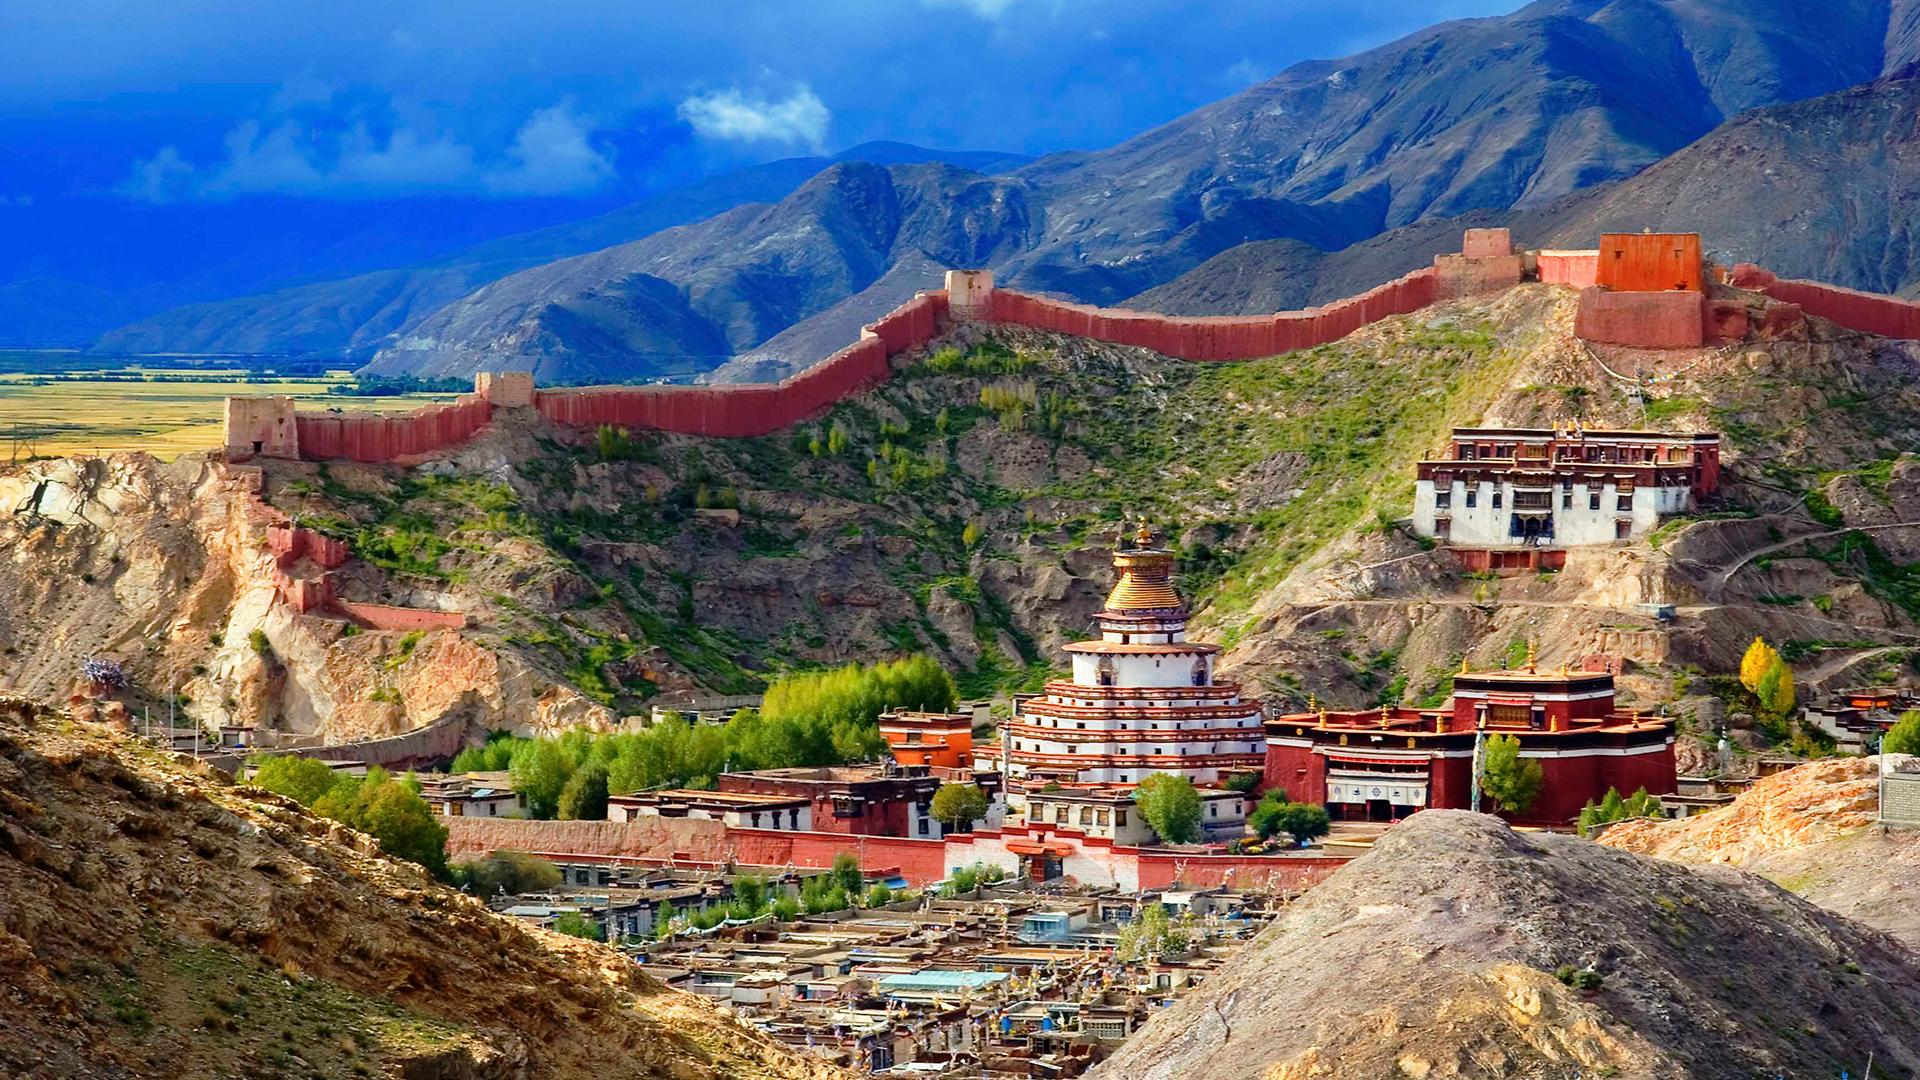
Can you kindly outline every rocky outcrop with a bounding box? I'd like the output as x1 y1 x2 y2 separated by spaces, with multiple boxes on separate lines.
1092 811 1920 1080
0 699 848 1079
1599 756 1920 949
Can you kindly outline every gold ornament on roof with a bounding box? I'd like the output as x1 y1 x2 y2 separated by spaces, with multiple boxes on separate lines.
1459 656 1470 675
1135 520 1156 548
1525 639 1538 673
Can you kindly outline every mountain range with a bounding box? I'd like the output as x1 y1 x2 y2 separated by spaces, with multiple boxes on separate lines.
47 0 1920 380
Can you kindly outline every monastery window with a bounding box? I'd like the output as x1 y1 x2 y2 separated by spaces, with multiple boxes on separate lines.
1080 807 1094 825
1492 490 1503 509
1434 490 1452 510
1488 703 1531 726
1191 659 1209 687
1208 804 1217 818
1465 487 1477 508
1589 492 1601 511
1615 520 1632 540
1116 809 1129 827
1435 518 1451 539
1562 490 1573 509
1076 722 1086 730
1460 444 1476 460
1616 493 1633 512
1097 658 1116 687
1153 748 1164 755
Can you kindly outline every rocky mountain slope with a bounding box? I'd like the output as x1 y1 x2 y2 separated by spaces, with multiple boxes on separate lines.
1602 757 1920 949
1094 811 1920 1080
11 284 1920 749
325 0 1916 381
0 696 847 1079
91 144 1027 363
1143 75 1920 315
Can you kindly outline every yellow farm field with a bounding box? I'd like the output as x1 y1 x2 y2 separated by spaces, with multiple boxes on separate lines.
0 372 461 460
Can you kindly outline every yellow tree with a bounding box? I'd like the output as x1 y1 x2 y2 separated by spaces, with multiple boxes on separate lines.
1739 637 1778 692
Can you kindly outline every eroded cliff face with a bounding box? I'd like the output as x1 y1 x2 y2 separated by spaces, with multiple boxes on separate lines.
0 454 612 748
0 698 849 1080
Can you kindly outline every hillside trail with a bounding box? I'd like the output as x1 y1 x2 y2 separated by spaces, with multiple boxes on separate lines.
1708 519 1920 591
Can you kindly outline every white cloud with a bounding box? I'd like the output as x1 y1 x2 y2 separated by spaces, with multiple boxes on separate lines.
118 97 615 201
485 103 615 195
677 85 829 149
922 0 1022 17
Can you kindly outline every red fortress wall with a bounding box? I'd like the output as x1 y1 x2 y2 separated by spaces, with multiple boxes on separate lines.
264 228 1920 462
1731 265 1920 340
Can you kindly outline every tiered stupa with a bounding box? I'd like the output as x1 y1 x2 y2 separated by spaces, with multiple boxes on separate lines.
1000 524 1266 790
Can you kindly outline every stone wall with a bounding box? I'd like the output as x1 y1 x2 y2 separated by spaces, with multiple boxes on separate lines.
293 395 492 462
977 267 1440 361
304 709 470 771
336 601 467 632
1574 287 1705 349
1734 266 1920 339
1538 250 1600 289
224 396 300 460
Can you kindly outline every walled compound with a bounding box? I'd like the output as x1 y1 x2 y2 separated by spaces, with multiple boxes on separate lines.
223 228 1920 467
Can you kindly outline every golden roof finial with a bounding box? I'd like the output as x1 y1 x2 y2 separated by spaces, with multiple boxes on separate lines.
1134 519 1155 549
1379 704 1390 728
1307 692 1317 712
1317 707 1328 726
1525 639 1538 673
1459 655 1470 675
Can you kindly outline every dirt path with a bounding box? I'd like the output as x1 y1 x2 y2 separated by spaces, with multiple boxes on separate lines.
1709 520 1920 590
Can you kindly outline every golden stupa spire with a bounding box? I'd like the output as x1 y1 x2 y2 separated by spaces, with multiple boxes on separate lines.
1524 639 1538 673
1103 520 1182 613
1459 655 1470 675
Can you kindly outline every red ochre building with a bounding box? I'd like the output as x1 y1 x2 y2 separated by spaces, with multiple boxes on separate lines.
1262 649 1676 826
878 709 975 770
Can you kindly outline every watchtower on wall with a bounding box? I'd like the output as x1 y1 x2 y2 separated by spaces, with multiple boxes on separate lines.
223 396 299 460
475 371 535 408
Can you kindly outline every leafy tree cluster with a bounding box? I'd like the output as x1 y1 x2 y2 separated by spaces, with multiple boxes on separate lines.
938 861 1007 898
448 656 958 819
1248 792 1330 845
1575 787 1666 837
1479 733 1544 816
1882 709 1920 755
551 911 605 941
449 850 562 897
1114 904 1194 963
1133 773 1204 844
930 782 989 833
249 756 448 879
1740 637 1798 719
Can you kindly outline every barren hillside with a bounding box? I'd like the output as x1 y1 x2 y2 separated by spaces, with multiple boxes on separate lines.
1602 757 1920 948
1091 811 1920 1080
0 696 847 1080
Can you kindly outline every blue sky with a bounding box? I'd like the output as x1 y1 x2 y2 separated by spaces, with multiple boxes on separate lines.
0 0 1523 205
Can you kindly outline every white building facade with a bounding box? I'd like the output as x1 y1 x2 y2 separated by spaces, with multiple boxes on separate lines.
1410 427 1720 548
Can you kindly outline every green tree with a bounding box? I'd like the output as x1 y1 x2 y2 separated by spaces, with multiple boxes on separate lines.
250 755 344 807
551 911 605 941
1576 787 1666 837
1883 710 1920 755
557 761 611 821
930 782 989 833
1133 773 1204 844
1248 794 1330 844
1480 734 1544 816
359 778 450 879
771 895 801 921
1115 904 1193 963
653 902 679 940
961 520 981 547
865 882 894 908
731 873 770 915
831 852 864 896
510 739 574 819
451 851 561 897
1755 657 1796 718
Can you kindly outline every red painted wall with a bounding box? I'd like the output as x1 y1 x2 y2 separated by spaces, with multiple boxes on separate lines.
1574 287 1705 349
1761 278 1920 339
336 601 467 631
987 268 1438 361
296 396 492 463
1597 233 1703 293
1538 251 1599 289
1133 852 1346 892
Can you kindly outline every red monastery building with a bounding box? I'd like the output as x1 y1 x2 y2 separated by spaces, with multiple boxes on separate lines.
1262 647 1676 826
